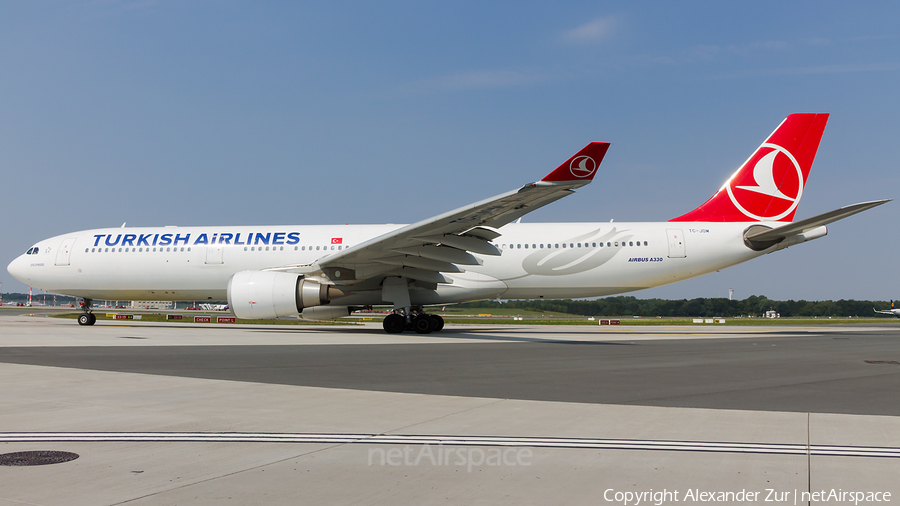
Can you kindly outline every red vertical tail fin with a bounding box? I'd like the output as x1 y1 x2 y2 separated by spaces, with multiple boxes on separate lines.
670 113 829 222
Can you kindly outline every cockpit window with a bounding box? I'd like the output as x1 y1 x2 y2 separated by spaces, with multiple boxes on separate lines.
26 247 38 255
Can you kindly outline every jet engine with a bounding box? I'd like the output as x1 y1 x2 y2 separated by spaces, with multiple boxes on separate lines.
227 270 346 319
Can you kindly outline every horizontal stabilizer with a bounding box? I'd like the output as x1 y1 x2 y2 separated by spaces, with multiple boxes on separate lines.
744 199 890 242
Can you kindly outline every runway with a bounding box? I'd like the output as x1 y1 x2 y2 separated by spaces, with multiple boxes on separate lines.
1 315 898 505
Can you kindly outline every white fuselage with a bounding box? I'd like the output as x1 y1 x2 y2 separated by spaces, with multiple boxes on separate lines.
8 221 766 305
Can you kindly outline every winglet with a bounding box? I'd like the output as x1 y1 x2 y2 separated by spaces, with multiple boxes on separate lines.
540 142 610 184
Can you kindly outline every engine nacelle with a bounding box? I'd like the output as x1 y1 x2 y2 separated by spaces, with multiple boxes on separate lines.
301 306 352 320
227 270 345 319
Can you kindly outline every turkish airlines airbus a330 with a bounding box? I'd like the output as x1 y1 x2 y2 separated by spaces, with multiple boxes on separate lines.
7 114 888 333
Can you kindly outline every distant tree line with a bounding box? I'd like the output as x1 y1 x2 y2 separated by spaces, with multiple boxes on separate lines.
1 293 78 304
459 296 895 318
1 292 893 317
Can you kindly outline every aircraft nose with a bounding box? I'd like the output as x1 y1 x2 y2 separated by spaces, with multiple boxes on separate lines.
7 255 28 284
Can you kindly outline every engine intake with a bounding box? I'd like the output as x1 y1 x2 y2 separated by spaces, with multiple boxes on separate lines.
227 271 346 319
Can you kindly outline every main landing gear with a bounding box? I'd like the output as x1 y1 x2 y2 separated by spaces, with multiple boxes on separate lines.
383 309 444 334
380 277 443 334
77 298 96 326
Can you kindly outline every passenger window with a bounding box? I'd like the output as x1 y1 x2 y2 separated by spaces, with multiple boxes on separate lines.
555 244 559 249
244 247 248 251
539 244 543 249
524 244 529 249
614 242 618 247
599 242 603 248
644 241 648 246
629 242 633 246
562 243 566 248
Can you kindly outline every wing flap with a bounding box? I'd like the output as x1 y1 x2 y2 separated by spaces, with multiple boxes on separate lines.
375 255 466 273
391 245 483 266
412 234 502 256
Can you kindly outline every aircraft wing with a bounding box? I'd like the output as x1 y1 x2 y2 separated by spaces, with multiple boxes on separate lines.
271 142 610 285
744 199 890 243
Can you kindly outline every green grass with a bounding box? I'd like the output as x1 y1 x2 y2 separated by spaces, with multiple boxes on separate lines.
431 315 896 326
49 311 897 327
436 307 584 318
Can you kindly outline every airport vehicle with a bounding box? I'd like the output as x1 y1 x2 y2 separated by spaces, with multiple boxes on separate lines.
874 301 900 317
7 113 888 332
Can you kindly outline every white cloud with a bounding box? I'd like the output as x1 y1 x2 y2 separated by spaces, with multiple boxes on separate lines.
562 16 616 44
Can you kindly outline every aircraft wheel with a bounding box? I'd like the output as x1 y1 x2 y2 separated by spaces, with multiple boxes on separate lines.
431 314 444 332
383 314 405 334
89 313 96 325
78 314 95 326
413 314 434 334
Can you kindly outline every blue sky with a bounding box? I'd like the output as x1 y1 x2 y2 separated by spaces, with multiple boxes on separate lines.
2 1 898 301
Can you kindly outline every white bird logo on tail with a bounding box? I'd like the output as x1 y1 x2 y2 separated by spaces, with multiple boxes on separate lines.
569 155 597 178
735 150 794 201
725 143 804 221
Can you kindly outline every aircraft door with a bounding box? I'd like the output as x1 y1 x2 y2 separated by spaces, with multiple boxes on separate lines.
205 245 224 264
55 237 77 266
666 229 686 258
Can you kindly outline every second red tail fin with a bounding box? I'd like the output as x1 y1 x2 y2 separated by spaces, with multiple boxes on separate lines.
670 113 829 222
